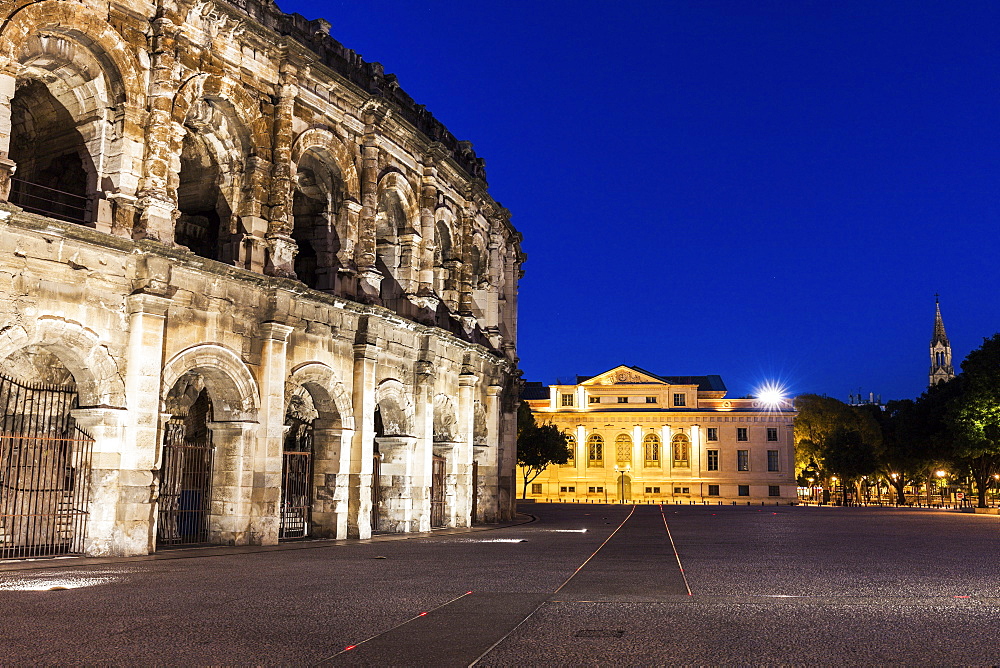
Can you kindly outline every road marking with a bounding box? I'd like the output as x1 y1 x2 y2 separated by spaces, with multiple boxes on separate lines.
660 504 693 596
552 505 636 595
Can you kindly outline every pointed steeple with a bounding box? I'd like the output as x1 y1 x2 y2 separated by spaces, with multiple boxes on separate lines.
929 295 954 387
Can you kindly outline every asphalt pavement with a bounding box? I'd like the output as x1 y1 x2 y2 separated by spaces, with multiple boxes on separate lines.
3 503 1000 665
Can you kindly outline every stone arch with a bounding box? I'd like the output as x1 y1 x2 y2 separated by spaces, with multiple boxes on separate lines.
285 362 354 430
160 344 259 422
469 231 488 289
374 379 414 436
376 172 419 239
433 394 458 443
290 128 360 200
168 75 258 262
0 2 146 221
433 205 459 303
0 318 125 408
288 129 361 290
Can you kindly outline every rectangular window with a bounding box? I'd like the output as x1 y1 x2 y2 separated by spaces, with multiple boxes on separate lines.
767 450 779 472
560 486 568 493
618 396 629 404
707 449 719 471
568 486 575 492
682 487 690 494
674 487 682 494
589 396 600 404
561 393 574 407
673 393 686 407
588 486 596 493
708 484 720 496
737 427 748 441
707 427 718 442
596 486 603 493
645 486 653 493
646 396 657 403
653 487 660 493
767 427 778 442
737 449 749 471
738 485 750 496
769 485 780 497
531 483 542 494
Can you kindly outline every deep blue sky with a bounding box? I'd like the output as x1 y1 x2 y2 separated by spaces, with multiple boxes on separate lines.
279 0 999 401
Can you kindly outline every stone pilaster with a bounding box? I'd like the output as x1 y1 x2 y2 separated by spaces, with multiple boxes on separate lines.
251 322 295 545
312 423 354 538
207 420 258 545
348 324 379 538
473 383 504 523
266 59 299 278
0 68 16 200
453 366 478 527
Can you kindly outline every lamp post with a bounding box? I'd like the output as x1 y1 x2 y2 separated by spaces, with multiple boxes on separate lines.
890 472 899 506
802 459 819 505
936 470 947 506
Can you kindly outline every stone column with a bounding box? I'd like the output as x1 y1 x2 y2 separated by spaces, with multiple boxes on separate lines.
311 423 353 538
70 408 132 556
206 421 258 545
690 424 702 478
474 384 504 523
378 436 418 532
348 327 379 538
266 61 299 279
412 347 436 532
124 291 172 554
251 322 294 545
356 105 384 302
454 367 478 527
0 68 17 200
136 17 181 243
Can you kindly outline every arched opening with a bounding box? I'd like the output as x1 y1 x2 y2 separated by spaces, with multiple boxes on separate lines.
158 379 214 547
292 150 346 290
644 433 661 467
615 433 632 466
9 79 94 224
0 347 93 558
175 130 232 262
376 189 409 306
280 393 315 540
372 405 384 532
372 383 416 533
672 434 690 468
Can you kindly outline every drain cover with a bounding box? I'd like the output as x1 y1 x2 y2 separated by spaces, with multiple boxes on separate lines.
575 629 625 638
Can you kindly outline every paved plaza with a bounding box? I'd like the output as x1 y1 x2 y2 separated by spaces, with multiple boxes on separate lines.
3 503 1000 665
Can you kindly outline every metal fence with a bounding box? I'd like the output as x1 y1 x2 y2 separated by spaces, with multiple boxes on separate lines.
0 372 93 559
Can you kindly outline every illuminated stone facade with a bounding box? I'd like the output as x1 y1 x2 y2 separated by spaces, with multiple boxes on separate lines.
521 366 796 504
0 0 522 557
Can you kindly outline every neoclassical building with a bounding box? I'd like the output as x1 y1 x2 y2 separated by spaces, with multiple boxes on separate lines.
521 366 797 503
0 0 523 558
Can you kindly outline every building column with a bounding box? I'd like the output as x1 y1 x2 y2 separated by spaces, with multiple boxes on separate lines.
0 68 17 200
473 384 503 523
348 328 379 538
311 423 354 538
690 424 702 478
266 61 299 278
356 105 384 302
206 421 258 545
453 368 478 527
70 408 132 557
251 322 295 545
124 291 172 554
412 347 435 531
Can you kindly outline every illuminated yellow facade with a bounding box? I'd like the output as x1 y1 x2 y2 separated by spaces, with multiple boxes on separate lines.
521 366 797 503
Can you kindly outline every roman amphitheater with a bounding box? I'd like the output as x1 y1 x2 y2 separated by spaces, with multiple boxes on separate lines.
0 0 523 557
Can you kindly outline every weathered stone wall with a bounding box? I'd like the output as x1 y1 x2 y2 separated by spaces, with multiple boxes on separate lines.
0 0 522 557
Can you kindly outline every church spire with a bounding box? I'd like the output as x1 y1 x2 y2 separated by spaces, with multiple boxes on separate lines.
929 294 954 387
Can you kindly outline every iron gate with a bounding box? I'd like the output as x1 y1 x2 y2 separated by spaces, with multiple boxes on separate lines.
371 452 381 532
279 418 313 540
431 455 446 528
157 418 213 546
0 372 93 559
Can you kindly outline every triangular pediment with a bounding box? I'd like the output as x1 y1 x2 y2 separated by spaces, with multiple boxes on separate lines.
580 365 666 386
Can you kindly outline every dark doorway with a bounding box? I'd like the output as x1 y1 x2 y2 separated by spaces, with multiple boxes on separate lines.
157 390 214 547
279 400 314 540
431 455 446 528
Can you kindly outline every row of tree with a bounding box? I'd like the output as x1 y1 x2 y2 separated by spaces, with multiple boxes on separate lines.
796 333 1000 507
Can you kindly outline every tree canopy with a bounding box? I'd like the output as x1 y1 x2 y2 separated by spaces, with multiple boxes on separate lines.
517 402 571 499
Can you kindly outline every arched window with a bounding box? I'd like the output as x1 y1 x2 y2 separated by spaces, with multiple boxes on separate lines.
644 433 661 466
672 434 690 467
587 434 604 467
563 433 576 467
615 434 632 465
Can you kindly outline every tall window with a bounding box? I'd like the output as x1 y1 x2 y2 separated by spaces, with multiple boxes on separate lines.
737 449 749 471
672 434 690 467
708 484 720 496
618 396 628 404
561 393 574 407
615 434 632 465
767 449 779 472
766 427 778 441
707 449 719 471
707 427 718 442
564 434 577 467
587 434 604 467
673 393 686 407
643 434 660 466
737 427 748 441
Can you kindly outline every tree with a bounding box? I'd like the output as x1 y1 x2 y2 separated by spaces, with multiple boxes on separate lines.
793 394 881 476
948 334 1000 507
517 402 570 499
